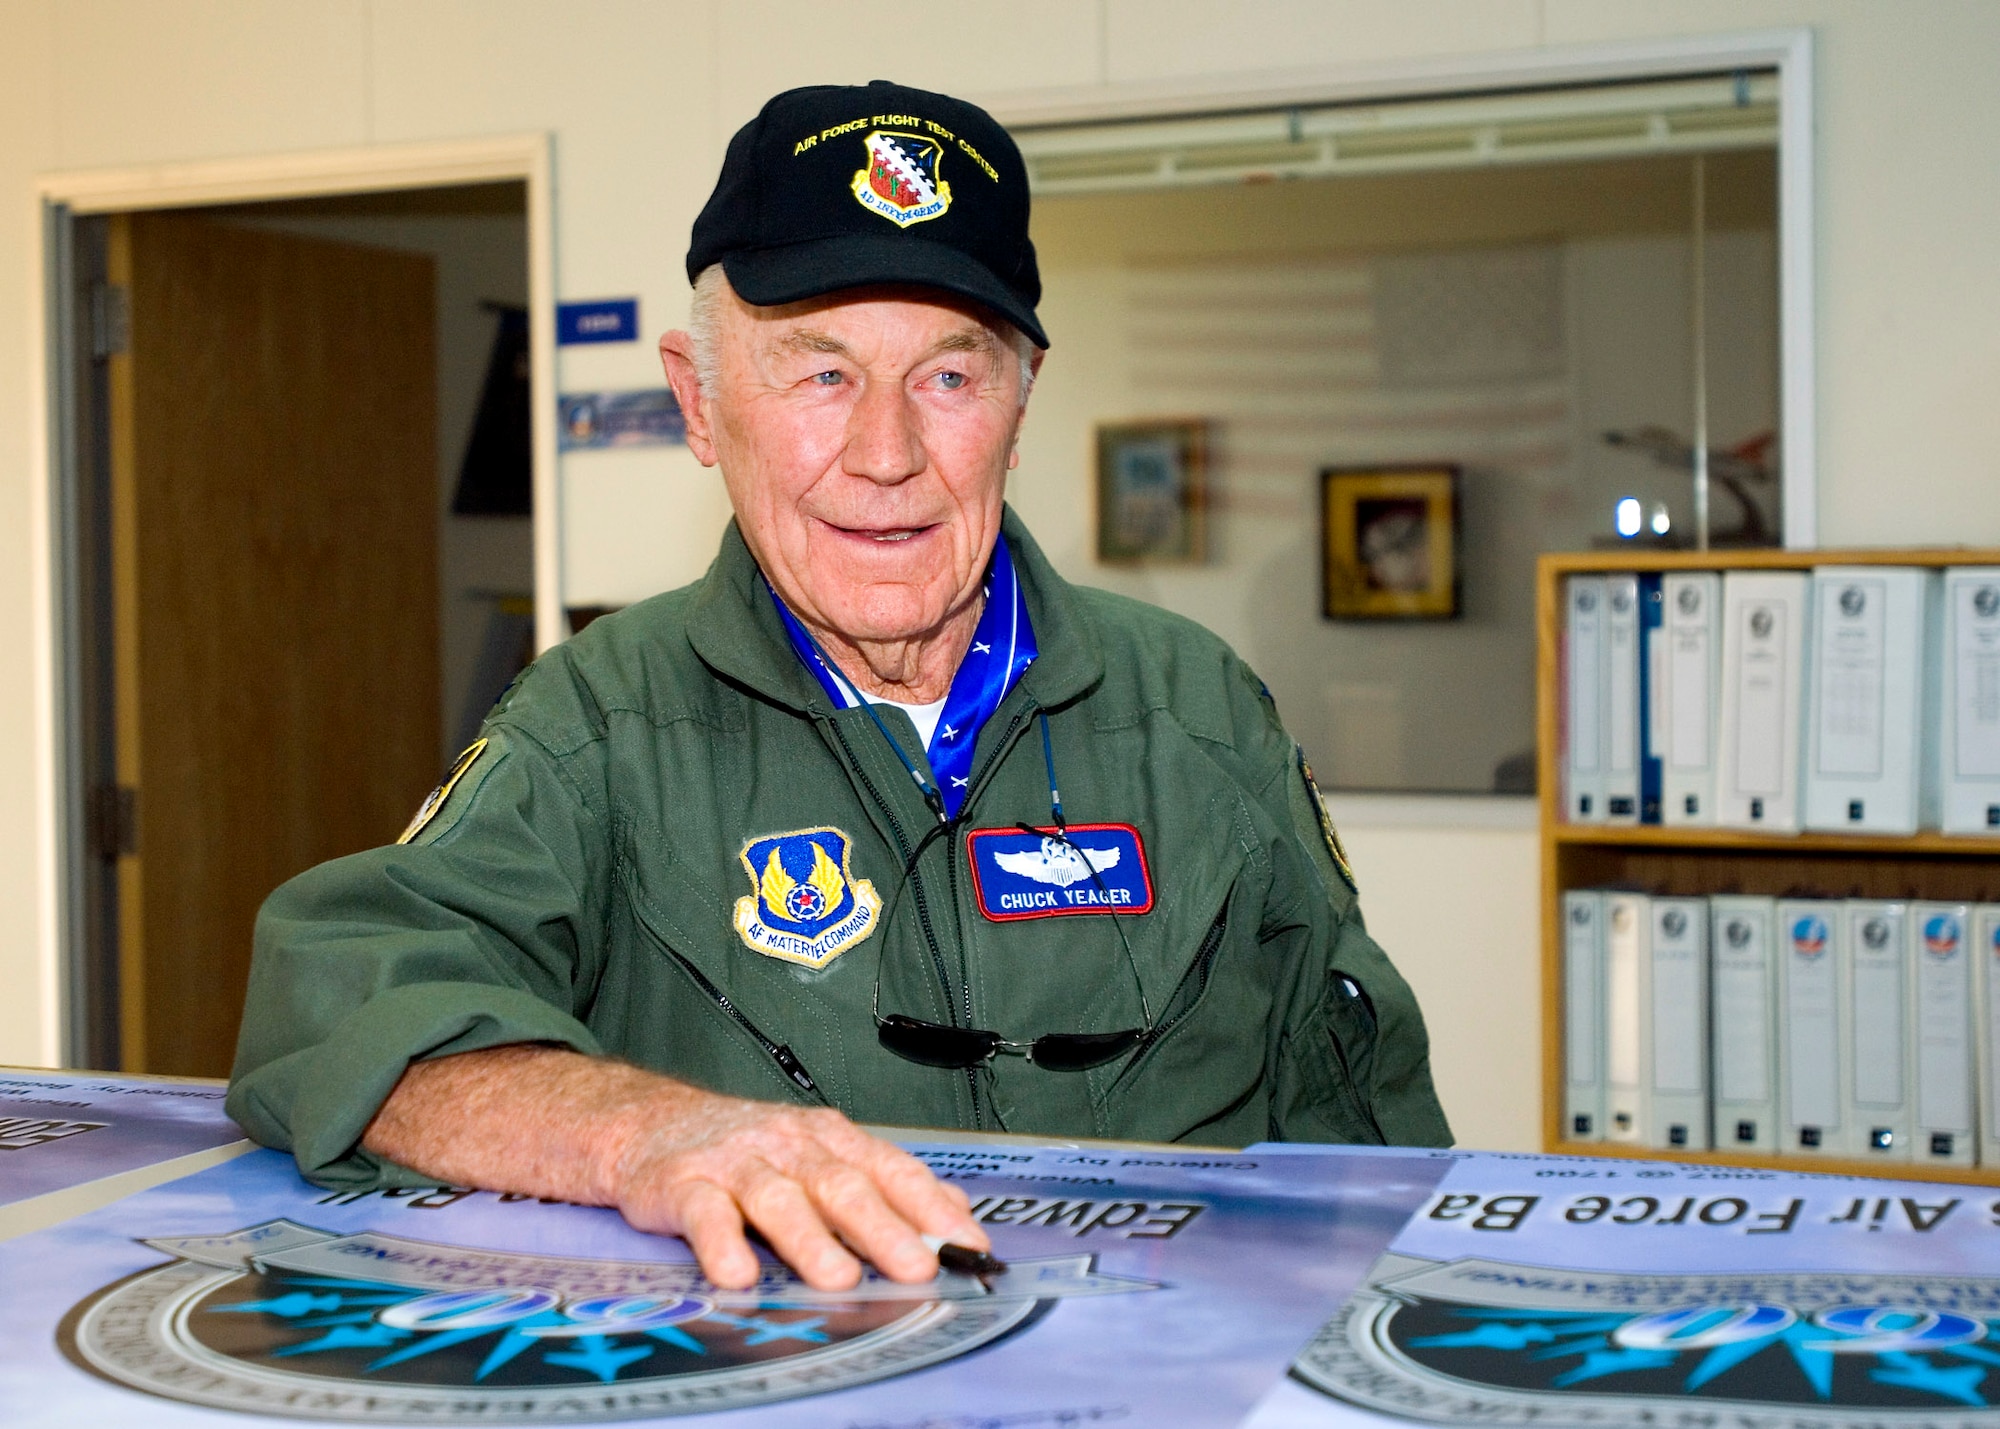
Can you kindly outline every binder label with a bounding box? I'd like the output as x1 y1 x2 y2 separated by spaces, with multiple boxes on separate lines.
1954 579 2000 778
1814 578 1888 777
1784 912 1839 1130
1733 601 1790 796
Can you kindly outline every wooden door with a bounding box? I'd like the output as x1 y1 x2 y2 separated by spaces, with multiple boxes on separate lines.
108 211 440 1077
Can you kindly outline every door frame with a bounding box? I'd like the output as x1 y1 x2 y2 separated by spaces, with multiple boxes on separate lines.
28 135 558 1068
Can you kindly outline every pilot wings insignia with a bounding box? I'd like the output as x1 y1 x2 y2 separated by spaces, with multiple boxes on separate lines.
966 824 1154 922
992 838 1121 888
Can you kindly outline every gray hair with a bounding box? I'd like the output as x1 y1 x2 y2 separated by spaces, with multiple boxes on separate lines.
686 263 1037 404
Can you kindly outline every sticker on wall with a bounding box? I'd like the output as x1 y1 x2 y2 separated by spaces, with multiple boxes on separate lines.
556 298 639 345
557 389 685 450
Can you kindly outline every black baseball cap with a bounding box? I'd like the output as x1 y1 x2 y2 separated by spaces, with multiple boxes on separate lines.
687 80 1047 349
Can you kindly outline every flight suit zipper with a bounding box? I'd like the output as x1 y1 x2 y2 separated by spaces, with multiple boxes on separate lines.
824 716 983 1127
656 942 829 1106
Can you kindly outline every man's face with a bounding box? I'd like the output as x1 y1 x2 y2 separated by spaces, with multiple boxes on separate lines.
664 282 1035 648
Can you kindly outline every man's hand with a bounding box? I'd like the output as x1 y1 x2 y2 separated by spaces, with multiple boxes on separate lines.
361 1045 989 1290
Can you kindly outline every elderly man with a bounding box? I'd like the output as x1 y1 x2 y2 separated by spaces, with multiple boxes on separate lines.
229 80 1449 1297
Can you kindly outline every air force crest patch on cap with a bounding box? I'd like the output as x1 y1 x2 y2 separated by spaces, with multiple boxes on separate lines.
733 827 881 969
966 824 1153 921
852 130 951 227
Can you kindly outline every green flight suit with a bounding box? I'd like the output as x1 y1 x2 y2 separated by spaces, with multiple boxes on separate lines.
228 509 1451 1187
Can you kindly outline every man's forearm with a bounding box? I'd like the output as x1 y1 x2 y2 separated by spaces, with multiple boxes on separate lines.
360 1043 665 1205
358 1043 987 1291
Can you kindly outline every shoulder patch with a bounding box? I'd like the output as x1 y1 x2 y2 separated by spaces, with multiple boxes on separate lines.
1297 748 1358 894
397 738 489 845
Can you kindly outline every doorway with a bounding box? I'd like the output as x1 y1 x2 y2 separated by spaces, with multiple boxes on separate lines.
55 180 536 1078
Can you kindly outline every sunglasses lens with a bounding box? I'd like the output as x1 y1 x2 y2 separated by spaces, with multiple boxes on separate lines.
877 1014 1004 1069
1028 1027 1146 1071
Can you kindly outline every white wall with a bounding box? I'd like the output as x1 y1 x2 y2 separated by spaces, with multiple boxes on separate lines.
5 2 1999 1156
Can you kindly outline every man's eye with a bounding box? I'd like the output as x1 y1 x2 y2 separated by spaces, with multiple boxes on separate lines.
934 370 967 390
810 370 844 386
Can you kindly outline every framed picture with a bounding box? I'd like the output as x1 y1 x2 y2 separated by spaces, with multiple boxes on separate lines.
1095 420 1207 564
1321 465 1460 620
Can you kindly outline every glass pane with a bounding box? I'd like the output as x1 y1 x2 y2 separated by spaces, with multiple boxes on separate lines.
1018 148 1779 793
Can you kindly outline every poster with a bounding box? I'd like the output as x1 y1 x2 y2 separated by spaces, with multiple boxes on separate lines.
0 1069 243 1207
0 1141 1446 1426
1244 1151 2000 1428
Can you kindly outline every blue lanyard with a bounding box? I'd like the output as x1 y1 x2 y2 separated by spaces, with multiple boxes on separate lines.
769 535 1038 820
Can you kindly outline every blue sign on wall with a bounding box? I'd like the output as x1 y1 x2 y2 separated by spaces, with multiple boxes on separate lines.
556 298 639 345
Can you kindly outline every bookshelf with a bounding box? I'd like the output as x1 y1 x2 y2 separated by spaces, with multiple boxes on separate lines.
1535 546 2000 1183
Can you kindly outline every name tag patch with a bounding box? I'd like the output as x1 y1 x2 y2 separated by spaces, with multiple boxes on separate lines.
967 824 1153 921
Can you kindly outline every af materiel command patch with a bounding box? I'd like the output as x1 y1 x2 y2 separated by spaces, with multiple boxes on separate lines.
1297 748 1358 894
732 827 881 969
396 738 488 845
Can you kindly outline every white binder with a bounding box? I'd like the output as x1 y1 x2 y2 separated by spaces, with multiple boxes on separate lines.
1709 894 1778 1152
1910 901 1976 1168
1603 893 1647 1145
1718 572 1810 831
1603 573 1642 824
1803 567 1939 834
1561 890 1606 1142
1604 892 1710 1152
1940 568 2000 834
1776 898 1845 1155
1661 572 1722 826
1976 904 2000 1166
1648 896 1710 1150
1843 900 1913 1160
1564 576 1608 823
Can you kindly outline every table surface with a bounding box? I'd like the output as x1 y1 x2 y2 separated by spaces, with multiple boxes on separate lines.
5 1067 2000 1428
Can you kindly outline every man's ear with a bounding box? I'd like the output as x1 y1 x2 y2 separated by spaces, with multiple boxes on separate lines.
658 331 720 467
1007 346 1047 471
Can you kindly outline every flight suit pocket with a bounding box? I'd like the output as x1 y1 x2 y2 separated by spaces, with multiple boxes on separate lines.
1321 974 1387 1145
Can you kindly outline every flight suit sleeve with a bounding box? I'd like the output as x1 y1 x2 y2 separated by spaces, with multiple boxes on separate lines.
1271 751 1453 1148
226 725 611 1189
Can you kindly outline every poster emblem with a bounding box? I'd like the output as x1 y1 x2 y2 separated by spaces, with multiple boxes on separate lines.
852 130 952 227
61 1221 1154 1422
732 826 881 969
1295 1253 2000 1424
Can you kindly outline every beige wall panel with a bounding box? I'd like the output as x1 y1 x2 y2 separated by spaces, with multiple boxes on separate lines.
50 0 369 166
712 0 1105 128
1333 821 1541 1152
1104 0 1544 82
369 0 714 358
559 448 735 609
0 0 60 1066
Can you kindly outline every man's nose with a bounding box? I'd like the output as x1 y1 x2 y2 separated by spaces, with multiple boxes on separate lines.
842 378 926 485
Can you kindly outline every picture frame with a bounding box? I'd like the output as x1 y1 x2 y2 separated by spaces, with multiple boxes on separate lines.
1095 420 1208 564
1321 465 1460 620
